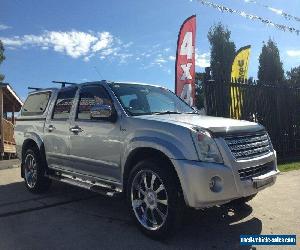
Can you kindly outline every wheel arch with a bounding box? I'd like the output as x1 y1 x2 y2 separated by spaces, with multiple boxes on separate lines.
21 137 47 178
123 147 183 194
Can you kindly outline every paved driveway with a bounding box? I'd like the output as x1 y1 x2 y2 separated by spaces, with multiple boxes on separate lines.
0 165 299 250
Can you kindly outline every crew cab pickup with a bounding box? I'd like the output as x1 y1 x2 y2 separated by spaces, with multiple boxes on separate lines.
15 81 279 238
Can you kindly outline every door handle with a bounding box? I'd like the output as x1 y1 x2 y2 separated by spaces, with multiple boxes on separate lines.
70 126 83 134
48 125 55 132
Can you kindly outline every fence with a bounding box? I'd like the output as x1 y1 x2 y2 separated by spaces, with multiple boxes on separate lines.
203 80 300 160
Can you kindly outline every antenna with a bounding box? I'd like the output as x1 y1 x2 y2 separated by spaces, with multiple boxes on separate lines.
93 66 104 80
52 81 77 88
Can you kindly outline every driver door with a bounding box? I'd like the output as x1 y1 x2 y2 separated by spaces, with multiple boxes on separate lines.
69 84 121 183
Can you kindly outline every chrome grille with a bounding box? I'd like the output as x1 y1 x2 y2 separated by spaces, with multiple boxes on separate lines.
238 162 274 180
225 132 272 160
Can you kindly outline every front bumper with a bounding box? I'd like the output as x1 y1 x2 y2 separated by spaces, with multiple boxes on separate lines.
171 152 279 208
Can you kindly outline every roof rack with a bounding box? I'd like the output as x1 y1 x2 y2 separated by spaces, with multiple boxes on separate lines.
28 87 43 91
52 81 77 88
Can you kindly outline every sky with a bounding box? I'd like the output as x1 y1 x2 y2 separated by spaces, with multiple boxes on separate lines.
1 0 300 101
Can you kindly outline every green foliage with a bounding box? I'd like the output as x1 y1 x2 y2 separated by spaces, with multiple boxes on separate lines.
207 23 236 82
278 161 300 172
0 40 5 82
286 66 300 85
258 38 284 84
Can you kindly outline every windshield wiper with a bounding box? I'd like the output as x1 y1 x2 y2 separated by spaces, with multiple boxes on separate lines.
153 111 182 115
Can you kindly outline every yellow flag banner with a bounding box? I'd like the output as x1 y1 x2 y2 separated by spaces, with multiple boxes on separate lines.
231 45 251 81
230 45 251 119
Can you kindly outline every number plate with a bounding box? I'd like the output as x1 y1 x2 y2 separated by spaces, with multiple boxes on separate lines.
253 177 274 189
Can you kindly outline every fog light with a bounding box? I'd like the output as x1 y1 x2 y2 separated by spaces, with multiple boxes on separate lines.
209 176 223 193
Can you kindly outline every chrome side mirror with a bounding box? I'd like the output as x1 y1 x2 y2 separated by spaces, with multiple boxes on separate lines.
90 104 116 121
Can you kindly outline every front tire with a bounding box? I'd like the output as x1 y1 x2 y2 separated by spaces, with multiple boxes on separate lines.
127 159 184 239
23 148 51 193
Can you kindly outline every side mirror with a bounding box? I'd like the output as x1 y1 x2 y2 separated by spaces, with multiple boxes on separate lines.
90 104 117 122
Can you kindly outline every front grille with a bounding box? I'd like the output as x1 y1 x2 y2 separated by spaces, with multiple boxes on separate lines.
238 162 274 180
225 132 272 160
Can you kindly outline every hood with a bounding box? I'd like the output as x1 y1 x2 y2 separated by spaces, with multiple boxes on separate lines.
136 114 264 137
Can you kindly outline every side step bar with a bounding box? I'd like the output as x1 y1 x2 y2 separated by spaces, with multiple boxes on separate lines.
48 172 122 197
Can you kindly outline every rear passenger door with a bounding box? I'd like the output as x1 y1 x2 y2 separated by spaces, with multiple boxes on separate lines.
43 87 77 170
69 84 121 182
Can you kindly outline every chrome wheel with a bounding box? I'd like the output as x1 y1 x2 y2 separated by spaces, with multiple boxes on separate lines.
131 170 168 231
24 153 38 189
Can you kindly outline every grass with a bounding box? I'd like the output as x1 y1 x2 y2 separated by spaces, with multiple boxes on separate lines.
278 161 300 172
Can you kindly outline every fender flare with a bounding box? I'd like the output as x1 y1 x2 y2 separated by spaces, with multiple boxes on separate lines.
124 136 185 164
23 132 44 150
121 135 186 183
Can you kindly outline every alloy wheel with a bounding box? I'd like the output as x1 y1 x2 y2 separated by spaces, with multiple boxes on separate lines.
131 170 168 231
24 153 38 188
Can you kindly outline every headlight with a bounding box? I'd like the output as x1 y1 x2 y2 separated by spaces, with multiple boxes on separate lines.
192 129 223 163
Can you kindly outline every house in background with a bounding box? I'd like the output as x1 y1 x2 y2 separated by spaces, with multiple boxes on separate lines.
0 83 23 159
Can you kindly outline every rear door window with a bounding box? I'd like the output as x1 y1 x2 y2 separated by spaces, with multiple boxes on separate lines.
52 87 77 120
21 92 51 116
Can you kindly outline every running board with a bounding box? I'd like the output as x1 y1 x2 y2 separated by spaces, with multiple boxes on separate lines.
47 172 122 197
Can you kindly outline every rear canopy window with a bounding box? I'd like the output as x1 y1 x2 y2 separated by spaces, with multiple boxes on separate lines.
21 92 51 116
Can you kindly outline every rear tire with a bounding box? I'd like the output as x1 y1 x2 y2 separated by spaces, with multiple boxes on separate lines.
127 159 184 240
23 148 51 193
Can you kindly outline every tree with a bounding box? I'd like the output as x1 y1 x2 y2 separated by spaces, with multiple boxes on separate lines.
286 66 300 85
0 40 5 82
258 38 284 84
207 23 236 82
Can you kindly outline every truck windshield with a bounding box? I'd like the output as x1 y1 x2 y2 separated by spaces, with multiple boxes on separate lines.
109 83 195 116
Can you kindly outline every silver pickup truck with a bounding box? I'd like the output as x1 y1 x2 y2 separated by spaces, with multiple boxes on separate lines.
15 81 279 238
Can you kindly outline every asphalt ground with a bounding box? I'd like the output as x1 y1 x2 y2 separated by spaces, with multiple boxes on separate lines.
0 161 299 250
